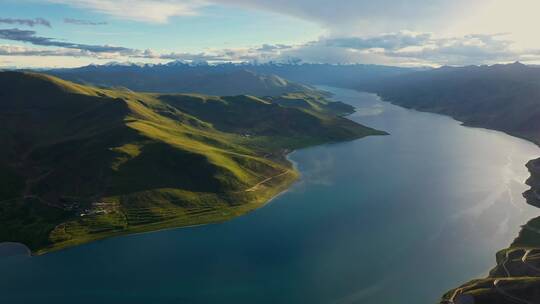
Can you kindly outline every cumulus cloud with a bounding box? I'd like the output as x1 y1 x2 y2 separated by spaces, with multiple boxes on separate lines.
135 32 514 66
2 0 535 67
0 17 51 28
142 48 265 62
44 0 490 33
382 33 525 65
212 0 480 34
64 18 107 25
2 28 537 66
313 33 538 65
0 28 137 54
243 32 536 66
0 44 90 57
256 44 292 52
322 32 432 51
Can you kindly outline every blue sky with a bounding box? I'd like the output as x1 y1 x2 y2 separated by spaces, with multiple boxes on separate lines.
2 0 540 67
1 1 322 51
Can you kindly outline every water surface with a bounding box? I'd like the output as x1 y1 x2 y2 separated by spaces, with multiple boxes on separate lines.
2 87 539 304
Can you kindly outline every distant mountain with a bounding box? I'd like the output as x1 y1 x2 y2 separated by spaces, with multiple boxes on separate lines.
0 71 383 254
371 62 540 205
46 62 412 95
249 63 415 88
371 62 540 143
368 62 540 303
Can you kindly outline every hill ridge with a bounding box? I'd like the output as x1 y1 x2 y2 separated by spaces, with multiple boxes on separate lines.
0 71 383 254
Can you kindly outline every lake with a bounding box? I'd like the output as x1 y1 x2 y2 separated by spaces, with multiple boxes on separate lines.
1 87 539 304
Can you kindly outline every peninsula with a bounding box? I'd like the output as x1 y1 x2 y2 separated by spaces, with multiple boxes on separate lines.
0 71 384 255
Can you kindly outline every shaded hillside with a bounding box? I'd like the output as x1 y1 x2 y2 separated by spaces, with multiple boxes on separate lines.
46 62 412 95
0 72 383 254
47 64 325 97
267 92 356 116
247 62 414 88
371 62 540 143
370 62 540 206
367 62 540 303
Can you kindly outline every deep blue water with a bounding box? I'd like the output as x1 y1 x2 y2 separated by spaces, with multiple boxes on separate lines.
2 87 540 304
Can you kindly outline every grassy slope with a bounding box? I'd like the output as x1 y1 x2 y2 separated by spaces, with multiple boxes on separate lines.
0 71 382 254
440 217 540 304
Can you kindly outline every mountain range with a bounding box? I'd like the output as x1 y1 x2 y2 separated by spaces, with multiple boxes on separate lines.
46 62 411 95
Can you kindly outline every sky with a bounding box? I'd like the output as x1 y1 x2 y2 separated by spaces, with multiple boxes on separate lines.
2 0 540 68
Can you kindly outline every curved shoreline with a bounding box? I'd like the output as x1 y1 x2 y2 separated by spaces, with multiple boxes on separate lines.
15 131 378 256
367 92 540 303
3 86 538 303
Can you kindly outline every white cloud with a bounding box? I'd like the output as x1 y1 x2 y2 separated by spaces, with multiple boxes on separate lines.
143 32 540 66
44 0 485 33
5 31 540 67
0 44 139 59
385 34 521 66
321 32 432 51
40 0 540 50
210 0 483 35
269 32 533 66
47 0 207 23
448 0 540 49
11 1 540 66
0 44 85 56
0 28 139 54
0 17 51 28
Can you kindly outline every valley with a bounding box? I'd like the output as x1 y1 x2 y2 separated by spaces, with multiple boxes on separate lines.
3 1 540 303
2 87 537 304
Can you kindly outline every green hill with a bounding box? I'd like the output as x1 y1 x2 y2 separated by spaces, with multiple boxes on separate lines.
0 71 383 254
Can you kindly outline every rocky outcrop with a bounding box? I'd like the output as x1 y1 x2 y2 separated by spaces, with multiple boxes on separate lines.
440 219 540 303
440 159 540 303
524 158 540 208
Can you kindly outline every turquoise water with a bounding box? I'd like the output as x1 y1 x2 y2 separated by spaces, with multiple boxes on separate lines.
2 87 540 304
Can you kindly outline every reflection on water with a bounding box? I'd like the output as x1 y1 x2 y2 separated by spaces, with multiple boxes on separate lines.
1 87 539 304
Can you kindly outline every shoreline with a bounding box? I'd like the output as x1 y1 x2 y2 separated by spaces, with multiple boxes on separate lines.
23 96 380 256
372 93 540 197
21 131 376 256
367 91 540 303
91 165 300 248
29 172 299 256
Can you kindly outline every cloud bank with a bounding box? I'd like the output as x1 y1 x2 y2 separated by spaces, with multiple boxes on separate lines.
0 28 136 55
0 18 51 28
1 29 537 66
4 0 540 66
43 0 481 33
64 18 107 25
47 0 206 23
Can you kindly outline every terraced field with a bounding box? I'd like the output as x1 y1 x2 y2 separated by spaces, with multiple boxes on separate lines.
441 217 540 303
